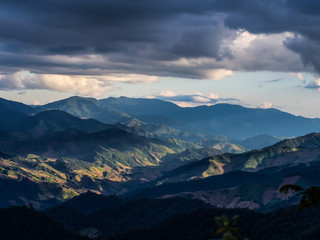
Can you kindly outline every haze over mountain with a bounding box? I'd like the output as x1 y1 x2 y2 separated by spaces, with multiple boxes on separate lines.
33 95 320 139
101 96 320 138
0 95 315 141
0 96 286 153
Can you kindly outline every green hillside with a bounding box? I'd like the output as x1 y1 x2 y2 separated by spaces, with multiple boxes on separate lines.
0 128 220 208
158 132 320 182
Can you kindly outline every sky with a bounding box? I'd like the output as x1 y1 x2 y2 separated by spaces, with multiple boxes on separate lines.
0 0 320 117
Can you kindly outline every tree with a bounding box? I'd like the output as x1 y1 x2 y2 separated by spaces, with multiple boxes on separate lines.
280 184 320 211
214 215 248 240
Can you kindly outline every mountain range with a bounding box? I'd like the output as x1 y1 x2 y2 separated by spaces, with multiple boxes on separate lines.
4 95 318 139
101 96 320 138
1 95 320 239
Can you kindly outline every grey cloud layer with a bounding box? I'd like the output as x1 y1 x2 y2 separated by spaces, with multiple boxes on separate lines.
0 0 320 91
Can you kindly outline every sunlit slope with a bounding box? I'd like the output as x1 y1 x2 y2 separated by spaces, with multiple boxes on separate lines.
158 132 320 182
0 129 211 207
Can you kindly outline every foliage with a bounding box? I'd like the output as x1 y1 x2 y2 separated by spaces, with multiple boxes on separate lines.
105 205 320 240
46 196 211 237
0 127 208 208
2 190 320 240
215 215 241 240
280 184 320 211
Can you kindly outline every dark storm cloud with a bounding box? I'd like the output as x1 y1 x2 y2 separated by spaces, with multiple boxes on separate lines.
285 36 320 73
0 0 320 90
221 0 320 73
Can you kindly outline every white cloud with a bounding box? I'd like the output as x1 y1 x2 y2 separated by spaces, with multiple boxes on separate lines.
209 93 219 99
203 69 233 80
226 31 303 72
289 72 305 83
153 91 239 107
259 102 273 109
32 100 41 105
98 74 158 84
0 70 158 97
158 90 177 97
231 30 257 49
192 96 211 103
305 78 320 92
194 91 204 96
173 101 195 108
0 71 114 97
296 73 304 81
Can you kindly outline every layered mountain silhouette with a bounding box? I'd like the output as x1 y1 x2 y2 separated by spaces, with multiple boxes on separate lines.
100 96 320 138
0 98 113 141
1 96 320 221
3 96 320 140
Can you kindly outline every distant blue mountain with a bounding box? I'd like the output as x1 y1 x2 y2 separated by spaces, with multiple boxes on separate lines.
101 97 320 138
40 96 132 124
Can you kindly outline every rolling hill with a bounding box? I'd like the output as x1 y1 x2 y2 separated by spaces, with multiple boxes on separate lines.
121 133 320 212
126 161 320 212
0 127 223 208
153 132 320 183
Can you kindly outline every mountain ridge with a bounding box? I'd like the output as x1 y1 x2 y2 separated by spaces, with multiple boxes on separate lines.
152 132 320 183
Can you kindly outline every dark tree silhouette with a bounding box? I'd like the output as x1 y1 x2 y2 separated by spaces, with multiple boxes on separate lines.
280 184 320 211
